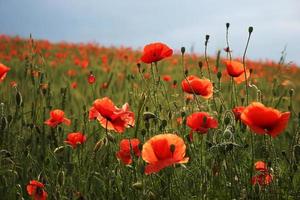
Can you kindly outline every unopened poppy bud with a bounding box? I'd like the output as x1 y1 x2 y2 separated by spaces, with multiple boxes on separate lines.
132 181 143 190
181 47 186 55
217 71 222 80
248 26 253 34
226 22 230 29
249 68 253 74
198 61 203 69
1 116 7 130
93 139 104 153
184 69 188 76
173 80 177 85
294 145 300 162
224 117 230 125
170 144 176 154
57 170 65 186
16 91 23 106
205 35 210 41
289 89 294 96
137 62 141 70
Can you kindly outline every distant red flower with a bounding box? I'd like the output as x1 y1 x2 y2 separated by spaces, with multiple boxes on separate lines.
116 138 141 165
101 82 108 89
88 72 96 84
81 59 89 69
141 42 173 64
26 180 47 200
232 106 245 121
71 82 77 89
142 133 189 174
181 75 213 99
241 102 290 137
89 97 135 133
0 62 10 82
44 109 71 128
162 75 172 82
187 112 218 140
65 132 86 148
144 72 151 80
66 69 77 77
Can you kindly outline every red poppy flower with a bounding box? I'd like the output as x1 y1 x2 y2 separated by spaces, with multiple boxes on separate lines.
116 138 141 165
181 75 213 99
26 180 48 200
10 81 17 87
251 161 272 186
0 62 10 82
89 97 135 133
241 102 290 137
141 42 173 64
44 109 71 128
224 60 245 77
71 82 77 89
65 132 86 148
162 75 172 82
232 106 245 121
142 133 189 174
186 112 218 141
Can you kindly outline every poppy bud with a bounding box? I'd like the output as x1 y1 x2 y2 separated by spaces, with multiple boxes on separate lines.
205 35 210 41
226 22 230 29
198 61 203 69
294 145 300 162
16 91 23 106
93 139 105 153
181 47 186 55
184 69 188 76
250 68 253 74
217 71 222 80
224 117 231 125
161 119 167 127
248 26 253 34
1 116 7 130
137 63 141 71
57 170 65 186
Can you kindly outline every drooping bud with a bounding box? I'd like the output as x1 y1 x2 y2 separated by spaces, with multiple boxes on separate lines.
248 26 254 34
226 22 230 29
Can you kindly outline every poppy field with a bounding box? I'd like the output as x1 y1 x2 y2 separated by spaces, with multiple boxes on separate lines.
1 25 300 199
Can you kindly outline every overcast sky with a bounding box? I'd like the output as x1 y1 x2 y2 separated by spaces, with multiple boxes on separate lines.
1 0 299 64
